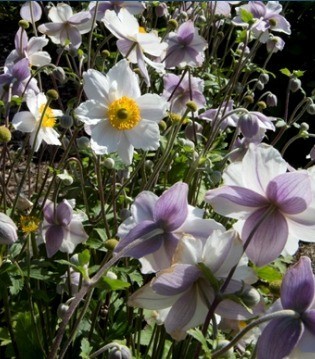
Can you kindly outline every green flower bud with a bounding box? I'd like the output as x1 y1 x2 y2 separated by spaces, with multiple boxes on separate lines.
256 80 264 91
108 344 132 359
259 73 270 84
289 78 302 93
76 136 90 150
101 50 111 59
158 120 167 131
46 89 59 100
19 19 29 29
167 19 178 30
0 125 12 143
57 303 69 319
257 101 267 110
186 101 198 112
104 239 119 251
244 95 254 104
307 103 315 115
104 157 115 169
241 287 261 307
59 115 73 129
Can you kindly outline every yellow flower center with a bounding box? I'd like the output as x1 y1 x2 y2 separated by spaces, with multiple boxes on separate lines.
138 26 147 33
20 215 40 234
108 96 141 131
38 104 56 128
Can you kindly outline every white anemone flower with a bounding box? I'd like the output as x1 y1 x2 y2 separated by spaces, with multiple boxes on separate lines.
12 90 62 152
102 8 166 86
75 59 168 165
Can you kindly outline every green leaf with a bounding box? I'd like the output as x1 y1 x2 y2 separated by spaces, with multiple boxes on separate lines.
293 70 305 78
78 249 90 267
188 328 212 358
9 276 24 296
97 276 130 291
240 8 254 23
80 338 92 359
280 68 292 77
253 265 282 282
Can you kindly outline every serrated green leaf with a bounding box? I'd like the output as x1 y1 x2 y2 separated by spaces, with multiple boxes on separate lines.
253 265 282 282
78 249 90 266
80 338 92 359
240 8 254 23
293 70 305 78
9 276 24 295
188 328 212 358
280 68 292 77
97 276 130 291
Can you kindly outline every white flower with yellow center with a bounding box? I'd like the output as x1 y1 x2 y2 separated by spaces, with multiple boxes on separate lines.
74 59 168 164
12 90 62 152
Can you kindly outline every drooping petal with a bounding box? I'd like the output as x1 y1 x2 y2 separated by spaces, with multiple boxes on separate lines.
242 207 288 267
267 172 312 214
152 264 201 296
20 1 42 22
257 317 303 359
131 191 158 223
45 225 64 257
56 201 72 226
154 182 188 231
60 221 88 254
43 200 54 224
303 310 315 336
205 185 268 219
281 257 315 312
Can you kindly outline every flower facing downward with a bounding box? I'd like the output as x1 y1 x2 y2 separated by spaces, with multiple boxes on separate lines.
0 213 18 245
41 200 88 258
205 144 315 267
75 59 168 165
12 90 62 152
257 257 315 359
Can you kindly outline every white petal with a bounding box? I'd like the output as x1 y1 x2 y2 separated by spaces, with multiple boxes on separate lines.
103 8 138 40
90 120 121 154
138 94 168 123
27 36 48 54
75 99 107 124
117 136 134 165
83 69 110 103
59 221 88 254
40 127 61 146
12 111 35 132
125 120 160 150
29 52 51 67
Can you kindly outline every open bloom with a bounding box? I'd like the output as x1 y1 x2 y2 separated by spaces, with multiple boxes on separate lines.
116 182 223 273
129 230 261 340
232 1 291 43
75 59 168 164
205 144 315 266
12 90 62 152
103 8 166 85
38 3 93 49
5 27 51 67
88 1 145 21
0 213 18 245
163 20 207 69
41 199 88 257
257 257 315 359
162 73 206 115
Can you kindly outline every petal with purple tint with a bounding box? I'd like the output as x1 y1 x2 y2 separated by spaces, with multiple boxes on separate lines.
205 185 268 219
257 317 303 359
303 310 315 336
281 257 315 312
177 21 195 44
114 220 163 258
132 191 157 222
154 182 188 231
12 58 30 81
267 172 311 214
56 201 72 226
45 225 64 258
43 200 55 224
164 43 185 68
20 1 42 22
242 207 288 267
14 28 28 54
152 264 201 296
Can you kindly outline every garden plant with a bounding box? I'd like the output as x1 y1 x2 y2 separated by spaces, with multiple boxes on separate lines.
1 1 315 358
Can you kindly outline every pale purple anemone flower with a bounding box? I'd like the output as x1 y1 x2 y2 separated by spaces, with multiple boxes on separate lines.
128 230 262 340
5 27 51 68
266 34 285 53
0 58 39 101
162 73 206 115
38 3 93 49
42 200 88 258
0 213 18 245
199 100 237 130
232 1 291 43
116 182 223 273
163 20 207 69
208 1 240 17
20 1 42 22
88 1 145 21
205 144 315 267
257 257 315 359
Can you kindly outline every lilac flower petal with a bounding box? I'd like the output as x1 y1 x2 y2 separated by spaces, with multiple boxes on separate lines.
45 225 64 258
56 201 72 226
152 264 201 296
205 186 268 218
164 45 185 68
281 257 315 312
177 21 195 44
12 58 30 81
14 28 28 54
154 182 188 231
20 1 42 22
114 220 163 258
303 310 315 336
257 317 303 359
267 172 312 214
132 191 157 222
43 200 55 224
242 207 288 266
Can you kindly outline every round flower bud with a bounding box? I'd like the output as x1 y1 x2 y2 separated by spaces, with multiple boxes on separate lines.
269 280 281 295
266 93 278 107
101 50 111 59
169 113 182 123
0 125 12 143
244 95 254 104
106 271 118 280
53 66 66 83
257 101 267 110
108 344 132 359
46 89 59 100
144 160 154 172
76 136 90 150
289 78 302 93
168 19 178 30
300 122 309 132
259 73 269 84
0 213 18 245
186 101 198 112
104 239 119 251
215 340 234 358
307 103 315 115
241 287 261 307
18 19 29 29
158 120 167 131
57 303 69 319
59 115 73 129
256 80 264 91
104 158 115 170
